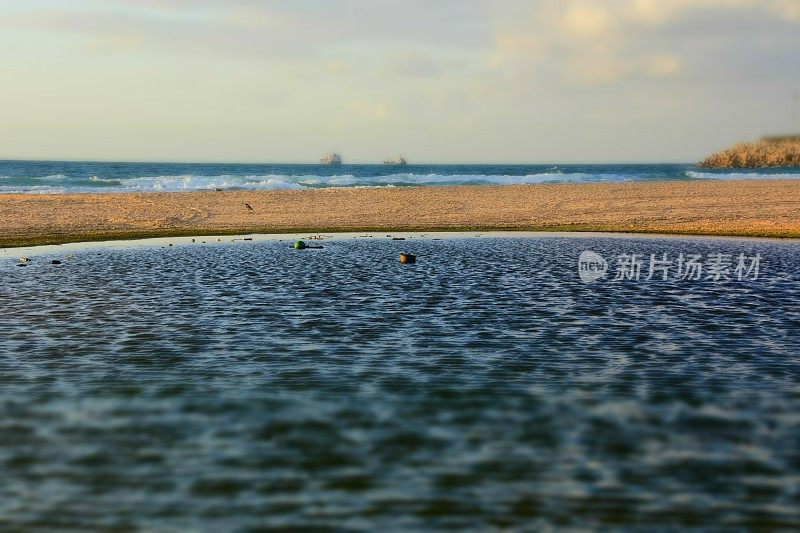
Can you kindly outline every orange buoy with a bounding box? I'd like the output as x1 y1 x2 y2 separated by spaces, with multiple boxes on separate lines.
399 253 416 264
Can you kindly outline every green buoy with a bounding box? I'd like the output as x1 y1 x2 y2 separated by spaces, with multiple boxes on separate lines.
293 240 307 250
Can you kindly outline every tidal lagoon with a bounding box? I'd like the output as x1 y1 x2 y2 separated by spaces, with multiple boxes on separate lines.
2 235 799 529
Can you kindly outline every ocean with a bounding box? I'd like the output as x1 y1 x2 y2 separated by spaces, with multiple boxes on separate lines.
2 235 799 529
1 161 799 193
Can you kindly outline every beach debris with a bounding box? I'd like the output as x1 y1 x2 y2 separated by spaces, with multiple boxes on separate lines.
245 203 253 211
399 253 417 264
19 257 30 263
168 243 173 247
16 263 27 267
244 238 253 241
214 188 223 192
392 237 406 241
51 260 61 265
293 240 323 250
191 239 196 243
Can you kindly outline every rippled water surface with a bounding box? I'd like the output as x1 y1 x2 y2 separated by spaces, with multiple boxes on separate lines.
1 236 799 530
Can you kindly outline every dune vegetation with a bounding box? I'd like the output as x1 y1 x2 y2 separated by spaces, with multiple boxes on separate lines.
699 136 800 168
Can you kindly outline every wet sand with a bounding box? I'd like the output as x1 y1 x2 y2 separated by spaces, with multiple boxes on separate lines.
2 180 800 247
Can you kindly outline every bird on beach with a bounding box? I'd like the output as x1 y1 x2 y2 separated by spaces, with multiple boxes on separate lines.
245 203 253 211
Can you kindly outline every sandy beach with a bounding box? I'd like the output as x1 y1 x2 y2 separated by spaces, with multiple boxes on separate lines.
2 179 800 247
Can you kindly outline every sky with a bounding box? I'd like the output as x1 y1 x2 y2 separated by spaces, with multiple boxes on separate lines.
1 0 799 163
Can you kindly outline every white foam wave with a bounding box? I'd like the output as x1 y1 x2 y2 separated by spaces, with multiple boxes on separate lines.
0 171 640 193
294 172 629 186
383 172 627 184
0 174 68 182
119 174 306 192
0 185 68 194
686 170 800 181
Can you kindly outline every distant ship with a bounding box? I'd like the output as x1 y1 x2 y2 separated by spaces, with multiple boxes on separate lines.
320 152 343 165
383 155 408 165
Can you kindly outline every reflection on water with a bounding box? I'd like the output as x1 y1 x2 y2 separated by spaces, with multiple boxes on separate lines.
1 237 799 529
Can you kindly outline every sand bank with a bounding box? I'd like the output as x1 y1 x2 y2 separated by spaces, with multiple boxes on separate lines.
2 180 800 248
5 230 797 262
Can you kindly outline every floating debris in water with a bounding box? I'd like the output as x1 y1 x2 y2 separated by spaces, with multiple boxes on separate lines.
399 253 416 264
294 240 323 249
19 257 29 263
51 260 61 265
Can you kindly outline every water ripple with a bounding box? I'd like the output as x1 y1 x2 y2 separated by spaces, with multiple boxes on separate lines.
1 236 799 529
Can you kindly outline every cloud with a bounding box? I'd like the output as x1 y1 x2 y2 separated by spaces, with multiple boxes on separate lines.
487 0 799 86
1 0 798 163
645 54 681 77
770 0 800 21
561 3 615 37
630 0 800 25
15 9 333 59
11 1 488 61
347 100 388 121
325 59 348 74
386 49 444 78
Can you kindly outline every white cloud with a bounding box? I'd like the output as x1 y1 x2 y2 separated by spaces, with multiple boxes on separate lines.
0 0 798 162
770 0 800 22
486 0 799 87
386 49 444 78
645 54 681 77
347 100 389 121
561 3 615 37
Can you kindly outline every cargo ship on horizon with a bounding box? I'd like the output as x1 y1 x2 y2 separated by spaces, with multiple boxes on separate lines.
320 152 342 165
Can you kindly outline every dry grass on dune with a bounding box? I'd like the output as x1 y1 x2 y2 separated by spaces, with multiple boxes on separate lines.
699 137 800 168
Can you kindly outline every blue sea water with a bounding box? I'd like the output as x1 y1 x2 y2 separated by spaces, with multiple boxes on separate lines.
1 160 799 193
1 235 799 529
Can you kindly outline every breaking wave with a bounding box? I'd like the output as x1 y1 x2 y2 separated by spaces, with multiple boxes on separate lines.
2 164 798 193
685 170 800 181
0 172 636 193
